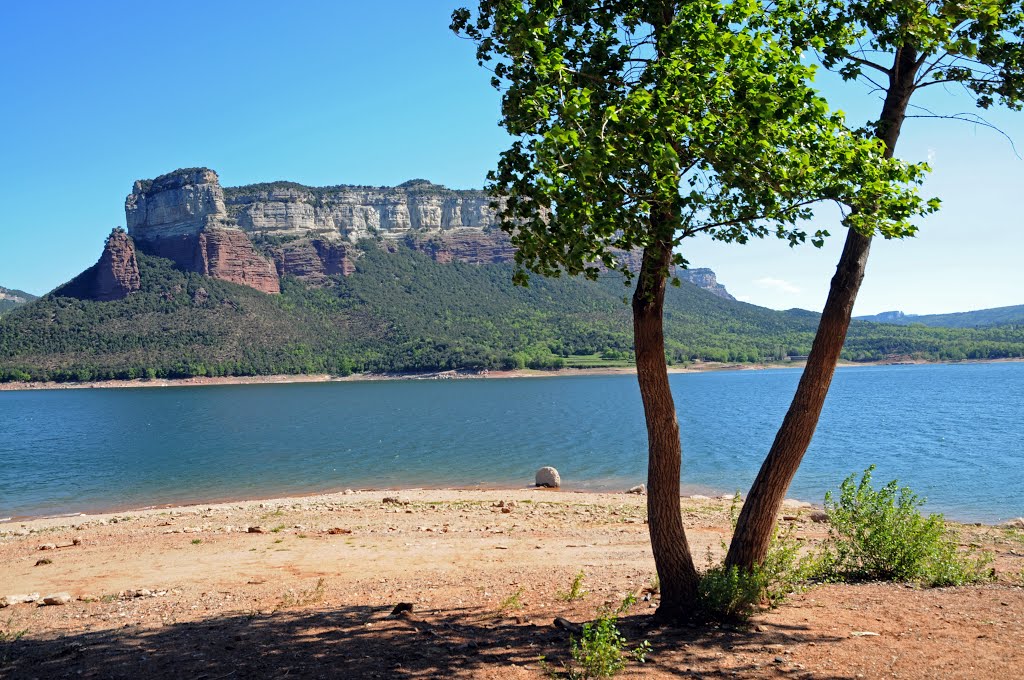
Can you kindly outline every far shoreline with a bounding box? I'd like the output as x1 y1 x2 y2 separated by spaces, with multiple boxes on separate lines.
2 356 1019 393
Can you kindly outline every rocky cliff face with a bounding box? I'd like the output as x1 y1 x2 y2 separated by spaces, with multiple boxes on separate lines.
111 167 734 299
223 179 501 243
126 169 280 293
223 178 514 274
678 268 735 301
56 228 141 301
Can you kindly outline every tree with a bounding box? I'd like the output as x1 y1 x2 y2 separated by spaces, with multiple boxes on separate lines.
453 0 933 619
726 0 1024 571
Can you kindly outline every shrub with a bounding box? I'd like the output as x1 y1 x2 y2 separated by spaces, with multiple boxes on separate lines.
697 523 811 621
568 609 650 679
813 466 993 587
696 494 812 622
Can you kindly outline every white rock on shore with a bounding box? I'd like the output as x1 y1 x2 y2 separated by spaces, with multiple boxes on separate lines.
535 467 561 488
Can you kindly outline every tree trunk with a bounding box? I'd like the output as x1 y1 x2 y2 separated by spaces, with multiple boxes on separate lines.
726 45 920 570
634 240 700 620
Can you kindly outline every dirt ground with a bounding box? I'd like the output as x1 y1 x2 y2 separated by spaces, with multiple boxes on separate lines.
1 488 1022 678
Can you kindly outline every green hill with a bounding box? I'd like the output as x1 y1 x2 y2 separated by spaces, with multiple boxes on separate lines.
857 305 1024 328
0 287 38 316
2 246 1023 382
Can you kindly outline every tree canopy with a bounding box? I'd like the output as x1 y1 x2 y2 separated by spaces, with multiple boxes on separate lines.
452 0 937 287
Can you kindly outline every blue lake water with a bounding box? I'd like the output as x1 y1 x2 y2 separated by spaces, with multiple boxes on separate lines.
1 362 1021 523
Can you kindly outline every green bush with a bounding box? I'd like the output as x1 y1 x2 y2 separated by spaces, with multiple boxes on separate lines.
698 523 811 621
696 493 812 622
813 466 993 586
568 613 650 679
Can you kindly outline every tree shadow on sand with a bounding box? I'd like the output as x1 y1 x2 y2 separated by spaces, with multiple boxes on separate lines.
2 603 847 679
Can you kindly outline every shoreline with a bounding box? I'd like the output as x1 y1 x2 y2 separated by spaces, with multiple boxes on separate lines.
3 486 1021 679
1 480 760 526
4 356 1018 393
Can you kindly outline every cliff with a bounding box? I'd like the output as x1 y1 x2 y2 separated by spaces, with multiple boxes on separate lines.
58 167 733 299
678 268 735 301
224 178 515 272
55 228 141 302
126 169 280 294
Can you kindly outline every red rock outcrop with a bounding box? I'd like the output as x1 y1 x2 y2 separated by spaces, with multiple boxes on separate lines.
406 230 516 265
195 229 280 293
126 168 280 294
57 228 141 301
270 239 355 283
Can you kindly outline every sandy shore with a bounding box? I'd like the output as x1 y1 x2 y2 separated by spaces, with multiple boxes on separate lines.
1 488 1022 678
0 361 817 392
4 357 1020 393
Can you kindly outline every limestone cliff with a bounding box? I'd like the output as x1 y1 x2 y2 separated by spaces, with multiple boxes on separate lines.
223 178 514 274
56 228 141 301
126 169 280 294
678 268 735 301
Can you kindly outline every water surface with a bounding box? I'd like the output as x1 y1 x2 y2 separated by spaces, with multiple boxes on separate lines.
1 362 1020 523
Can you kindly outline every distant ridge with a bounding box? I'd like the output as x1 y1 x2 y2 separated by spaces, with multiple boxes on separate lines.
0 286 38 315
856 305 1024 328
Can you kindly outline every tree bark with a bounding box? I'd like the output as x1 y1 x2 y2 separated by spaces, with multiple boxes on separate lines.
634 240 700 620
726 45 920 570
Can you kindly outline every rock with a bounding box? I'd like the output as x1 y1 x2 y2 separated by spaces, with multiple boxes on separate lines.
1 593 40 607
627 484 646 495
690 494 710 500
389 602 414 617
809 510 830 523
126 168 280 294
41 593 72 606
677 268 736 300
247 526 266 534
1003 517 1024 529
781 498 812 509
326 527 352 535
535 467 561 488
34 558 52 566
382 496 408 505
224 180 501 246
38 543 56 551
54 228 142 302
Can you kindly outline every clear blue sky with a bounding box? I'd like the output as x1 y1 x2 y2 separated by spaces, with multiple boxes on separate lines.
2 1 1021 315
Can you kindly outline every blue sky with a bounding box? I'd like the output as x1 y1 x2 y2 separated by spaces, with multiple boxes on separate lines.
2 1 1021 315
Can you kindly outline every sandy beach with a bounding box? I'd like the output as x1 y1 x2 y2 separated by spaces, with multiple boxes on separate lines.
1 487 1022 678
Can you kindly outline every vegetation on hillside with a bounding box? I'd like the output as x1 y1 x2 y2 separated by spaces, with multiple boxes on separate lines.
1 246 1023 383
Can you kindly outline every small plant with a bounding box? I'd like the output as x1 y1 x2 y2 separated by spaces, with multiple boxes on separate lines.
191 538 203 545
558 570 588 602
813 467 994 587
277 577 326 609
270 524 286 533
499 587 525 612
696 495 811 622
567 607 650 679
0 619 28 665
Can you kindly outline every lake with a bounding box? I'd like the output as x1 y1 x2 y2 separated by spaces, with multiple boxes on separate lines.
1 362 1021 523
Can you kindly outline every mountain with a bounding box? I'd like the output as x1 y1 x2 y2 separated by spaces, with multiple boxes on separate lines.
2 166 1023 383
856 305 1024 328
0 287 38 316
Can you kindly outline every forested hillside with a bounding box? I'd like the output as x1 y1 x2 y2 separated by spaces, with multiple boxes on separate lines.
0 287 38 316
857 305 1024 328
2 246 1023 383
